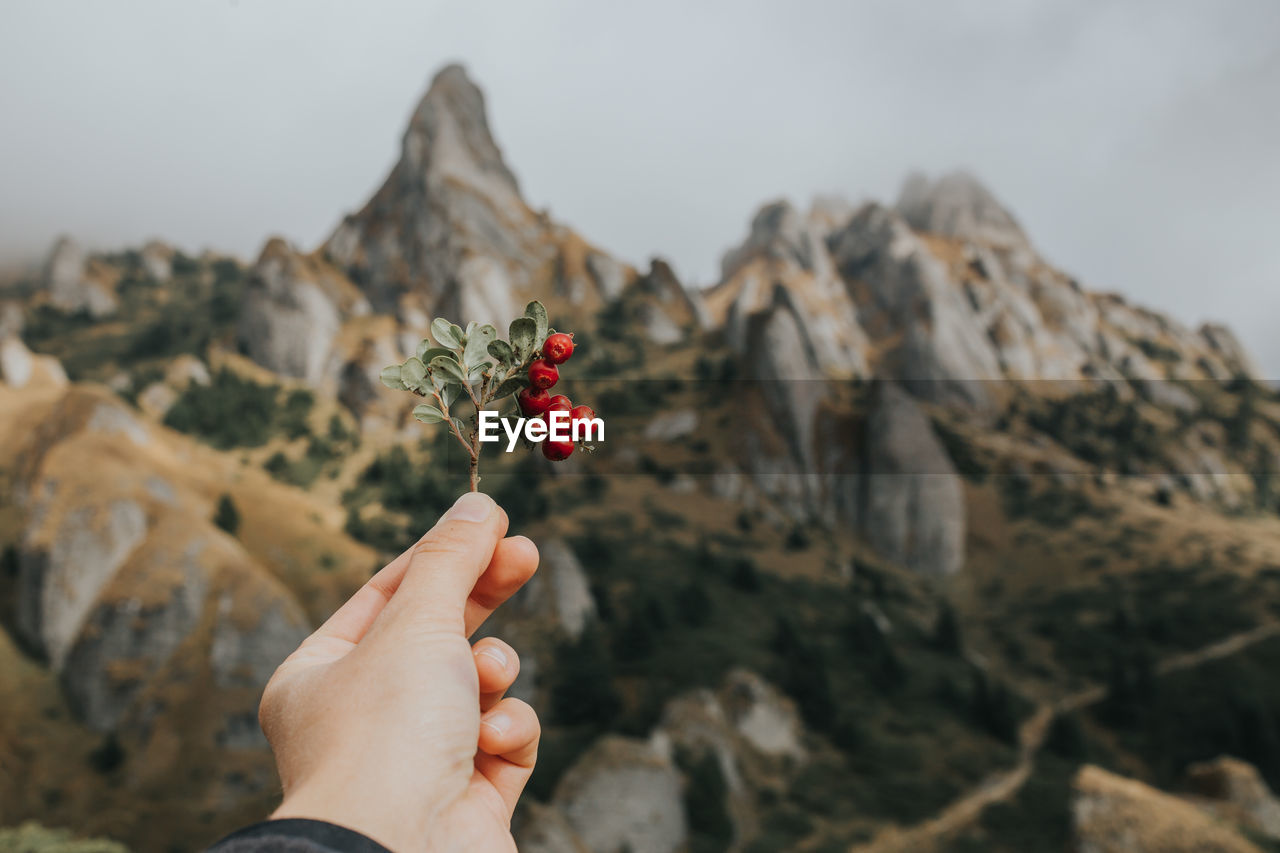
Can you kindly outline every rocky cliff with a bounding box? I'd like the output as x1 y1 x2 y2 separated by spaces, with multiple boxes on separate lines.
42 237 119 318
0 371 374 837
711 172 1257 397
706 169 1266 573
236 238 370 387
321 64 631 328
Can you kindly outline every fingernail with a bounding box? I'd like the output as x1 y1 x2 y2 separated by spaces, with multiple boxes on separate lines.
476 646 509 670
482 712 511 736
444 492 492 523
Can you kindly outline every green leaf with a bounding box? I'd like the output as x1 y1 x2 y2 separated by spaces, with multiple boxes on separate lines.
441 381 463 408
417 341 456 364
463 324 498 370
465 321 479 339
450 416 467 437
429 354 466 383
450 323 466 346
487 339 515 367
413 403 445 424
468 362 489 381
492 374 529 399
509 317 536 359
379 365 407 391
430 318 462 348
525 301 548 350
400 357 427 391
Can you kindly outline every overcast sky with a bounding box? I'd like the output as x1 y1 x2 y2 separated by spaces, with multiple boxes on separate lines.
2 0 1277 374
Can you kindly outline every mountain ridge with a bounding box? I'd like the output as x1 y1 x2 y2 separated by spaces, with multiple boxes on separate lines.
3 62 1280 853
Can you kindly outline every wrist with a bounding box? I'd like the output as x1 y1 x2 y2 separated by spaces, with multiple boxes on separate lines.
273 784 430 853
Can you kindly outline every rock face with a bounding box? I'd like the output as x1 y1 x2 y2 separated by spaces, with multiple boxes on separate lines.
706 173 1259 395
4 387 320 741
707 199 868 377
717 668 806 761
1184 756 1280 841
0 301 23 338
17 495 149 669
858 383 966 577
60 527 210 732
896 170 1031 253
43 237 118 317
509 539 596 640
1200 323 1261 380
830 202 1004 408
139 240 174 282
236 238 368 386
0 336 68 390
551 735 687 853
733 337 964 574
702 171 1265 573
1072 764 1262 852
744 286 829 471
323 64 630 336
518 670 802 852
324 64 549 322
629 259 704 345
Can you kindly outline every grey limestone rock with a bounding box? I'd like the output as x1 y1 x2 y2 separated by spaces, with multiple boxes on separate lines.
859 382 966 576
237 238 358 385
43 236 118 317
896 170 1031 253
552 735 687 853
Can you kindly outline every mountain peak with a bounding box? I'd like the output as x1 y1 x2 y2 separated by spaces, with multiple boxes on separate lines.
401 63 523 203
323 63 542 314
895 170 1029 252
719 199 813 278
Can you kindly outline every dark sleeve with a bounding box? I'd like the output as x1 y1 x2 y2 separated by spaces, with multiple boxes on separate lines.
208 819 393 853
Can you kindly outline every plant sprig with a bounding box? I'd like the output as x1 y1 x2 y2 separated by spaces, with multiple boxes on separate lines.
379 300 550 491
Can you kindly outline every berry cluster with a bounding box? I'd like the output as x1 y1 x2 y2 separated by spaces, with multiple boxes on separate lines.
380 301 600 492
517 333 597 461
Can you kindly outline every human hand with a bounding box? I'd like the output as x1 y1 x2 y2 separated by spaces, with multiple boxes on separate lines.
258 492 541 852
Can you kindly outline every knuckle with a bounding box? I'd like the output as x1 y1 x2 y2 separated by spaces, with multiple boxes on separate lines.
412 529 475 564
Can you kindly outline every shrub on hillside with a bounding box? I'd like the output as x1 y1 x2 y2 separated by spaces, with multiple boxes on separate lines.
163 369 284 449
212 494 240 535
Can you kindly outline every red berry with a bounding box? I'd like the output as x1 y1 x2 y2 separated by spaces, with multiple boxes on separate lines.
542 332 575 364
528 359 559 390
517 387 551 417
542 399 573 434
570 404 599 441
542 437 575 461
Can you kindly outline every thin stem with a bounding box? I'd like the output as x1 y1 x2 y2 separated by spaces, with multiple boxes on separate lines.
463 373 483 409
467 417 480 492
429 385 476 460
431 358 530 495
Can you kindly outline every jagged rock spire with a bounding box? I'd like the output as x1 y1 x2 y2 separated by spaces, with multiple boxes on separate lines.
324 64 547 319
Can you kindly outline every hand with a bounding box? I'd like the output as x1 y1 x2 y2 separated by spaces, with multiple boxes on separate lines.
259 492 541 852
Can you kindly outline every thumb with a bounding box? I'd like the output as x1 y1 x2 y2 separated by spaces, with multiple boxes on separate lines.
377 492 504 636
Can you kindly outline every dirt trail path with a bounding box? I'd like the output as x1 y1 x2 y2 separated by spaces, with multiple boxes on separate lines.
846 621 1280 852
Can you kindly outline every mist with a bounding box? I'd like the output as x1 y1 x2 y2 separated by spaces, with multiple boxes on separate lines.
1 0 1277 372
